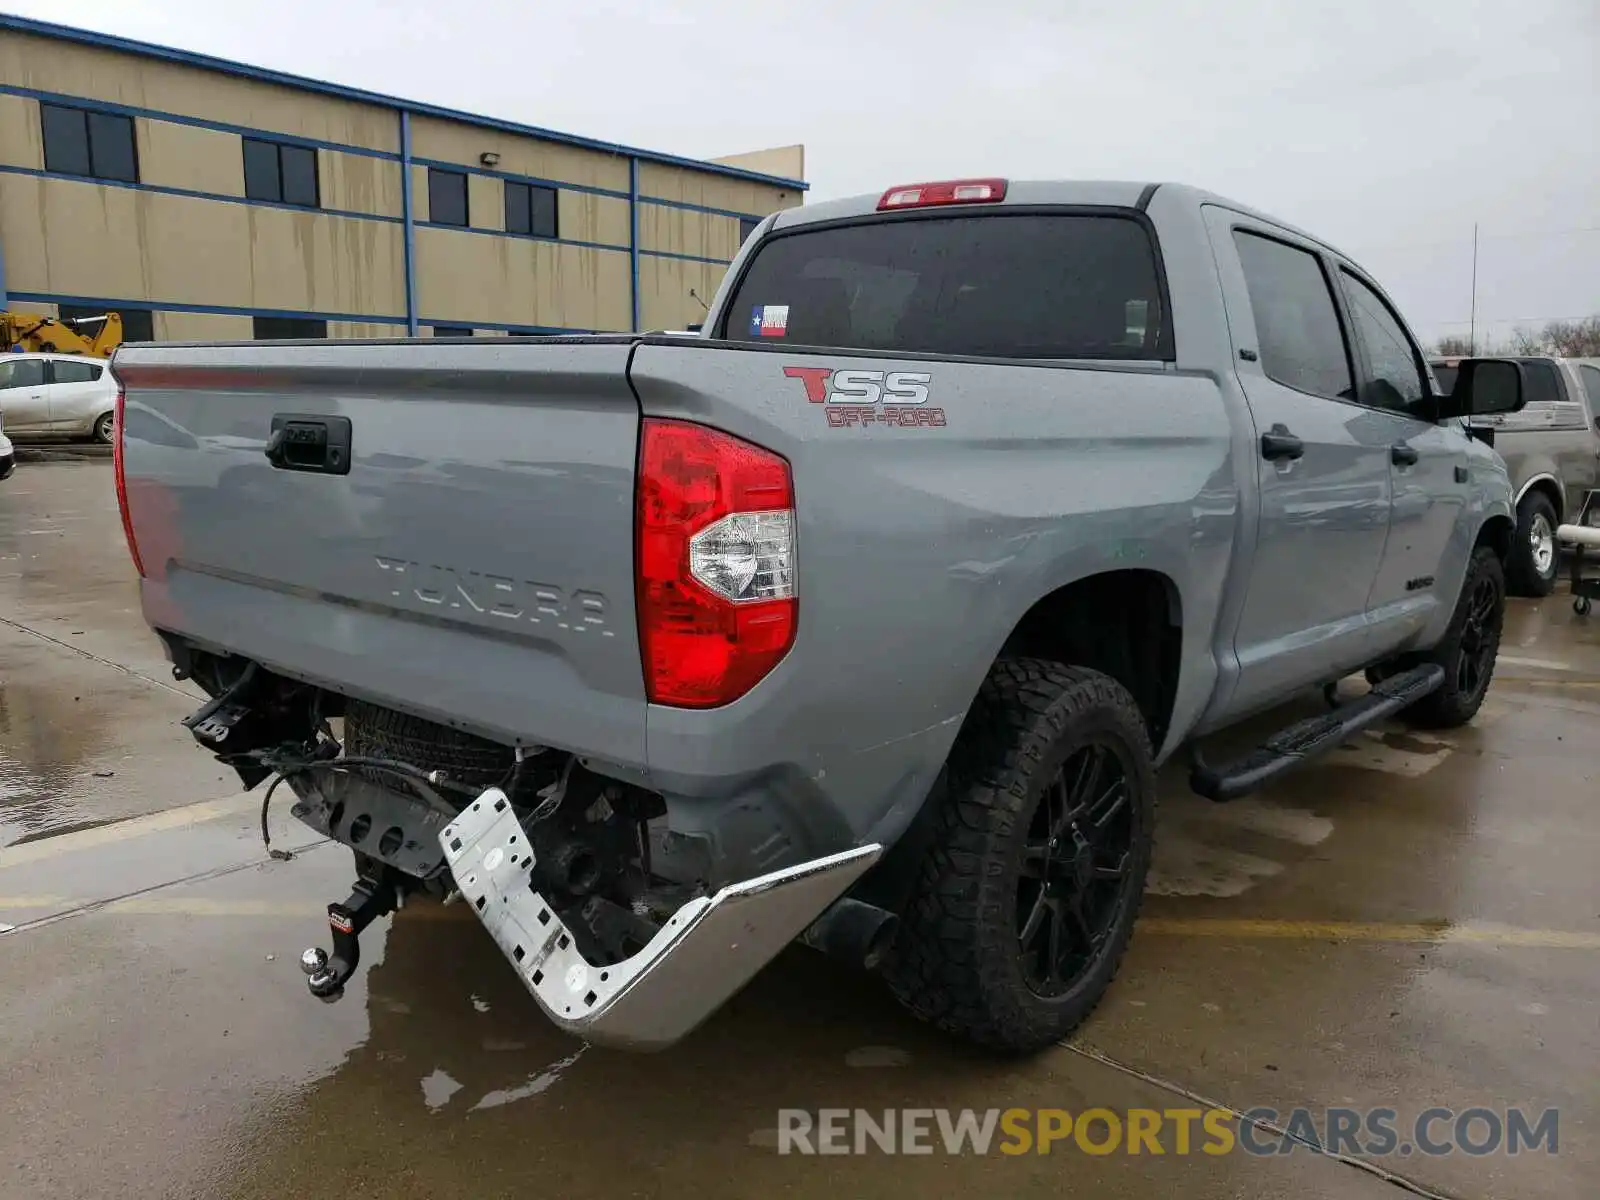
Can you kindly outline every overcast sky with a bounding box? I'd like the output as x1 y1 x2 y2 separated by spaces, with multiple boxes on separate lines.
12 0 1597 345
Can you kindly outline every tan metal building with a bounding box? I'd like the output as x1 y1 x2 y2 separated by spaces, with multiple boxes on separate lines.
0 15 805 343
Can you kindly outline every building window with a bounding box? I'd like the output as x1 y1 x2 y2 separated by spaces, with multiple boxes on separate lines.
242 138 320 208
504 181 558 238
429 168 469 227
57 305 154 343
739 217 760 246
432 325 474 338
40 103 139 183
253 316 328 340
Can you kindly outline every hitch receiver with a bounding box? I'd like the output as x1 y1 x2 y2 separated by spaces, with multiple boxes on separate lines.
301 867 399 1001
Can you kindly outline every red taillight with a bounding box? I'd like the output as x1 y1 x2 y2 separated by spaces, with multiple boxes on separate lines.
636 418 797 708
112 383 146 577
877 178 1008 211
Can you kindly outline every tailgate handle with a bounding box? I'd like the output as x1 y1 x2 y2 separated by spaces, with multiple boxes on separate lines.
265 414 352 475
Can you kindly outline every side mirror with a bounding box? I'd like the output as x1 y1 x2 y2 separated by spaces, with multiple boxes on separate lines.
1437 358 1526 421
686 323 704 334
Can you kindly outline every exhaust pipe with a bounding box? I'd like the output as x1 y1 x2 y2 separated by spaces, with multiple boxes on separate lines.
800 896 900 971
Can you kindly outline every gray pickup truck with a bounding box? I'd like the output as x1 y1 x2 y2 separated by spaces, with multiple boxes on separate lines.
1431 355 1600 596
113 179 1528 1054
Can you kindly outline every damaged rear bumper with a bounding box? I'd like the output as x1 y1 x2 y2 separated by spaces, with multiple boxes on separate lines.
441 787 881 1050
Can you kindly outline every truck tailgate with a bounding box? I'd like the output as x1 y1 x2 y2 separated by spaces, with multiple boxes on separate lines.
114 338 648 768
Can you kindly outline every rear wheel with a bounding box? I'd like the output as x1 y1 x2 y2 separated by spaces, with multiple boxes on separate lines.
885 660 1154 1052
93 412 115 445
1508 491 1558 597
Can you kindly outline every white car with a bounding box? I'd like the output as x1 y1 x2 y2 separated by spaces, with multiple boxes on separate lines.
0 426 13 479
0 352 119 443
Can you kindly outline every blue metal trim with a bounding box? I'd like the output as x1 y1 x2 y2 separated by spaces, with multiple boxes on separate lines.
422 316 596 335
414 221 627 255
639 248 735 267
0 82 399 160
0 163 401 224
413 155 628 202
629 158 641 334
14 290 604 336
0 14 808 192
400 111 419 337
10 292 406 326
639 195 768 223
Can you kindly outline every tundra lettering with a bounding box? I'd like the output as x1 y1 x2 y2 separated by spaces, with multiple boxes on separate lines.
374 556 611 634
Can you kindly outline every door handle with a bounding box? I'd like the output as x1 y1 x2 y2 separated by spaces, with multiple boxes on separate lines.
1390 442 1420 467
1260 424 1304 462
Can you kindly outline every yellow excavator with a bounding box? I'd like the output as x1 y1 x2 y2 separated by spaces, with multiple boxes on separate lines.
2 310 124 357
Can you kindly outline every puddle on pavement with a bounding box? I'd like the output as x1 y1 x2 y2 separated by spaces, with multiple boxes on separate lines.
0 679 112 847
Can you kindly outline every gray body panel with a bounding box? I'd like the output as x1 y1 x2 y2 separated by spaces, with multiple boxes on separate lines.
116 180 1515 880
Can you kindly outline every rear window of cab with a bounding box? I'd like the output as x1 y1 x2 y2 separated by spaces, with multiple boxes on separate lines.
720 212 1168 361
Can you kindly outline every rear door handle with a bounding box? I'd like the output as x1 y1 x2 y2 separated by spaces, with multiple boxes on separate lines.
1391 442 1420 467
1260 424 1304 462
265 414 353 475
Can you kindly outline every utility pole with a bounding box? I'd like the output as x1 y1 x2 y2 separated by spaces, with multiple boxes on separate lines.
1468 222 1479 354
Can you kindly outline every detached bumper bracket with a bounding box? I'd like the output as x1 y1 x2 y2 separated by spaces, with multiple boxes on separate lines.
440 787 880 1050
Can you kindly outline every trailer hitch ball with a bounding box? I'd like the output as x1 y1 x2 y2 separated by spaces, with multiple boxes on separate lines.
298 869 400 1002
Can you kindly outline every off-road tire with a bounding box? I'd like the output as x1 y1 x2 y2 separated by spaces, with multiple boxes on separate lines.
884 659 1156 1053
1397 546 1505 729
1508 491 1558 597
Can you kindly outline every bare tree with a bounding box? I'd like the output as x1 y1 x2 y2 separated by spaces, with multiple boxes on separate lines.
1509 326 1545 355
1434 335 1474 356
1495 316 1600 358
1543 317 1600 358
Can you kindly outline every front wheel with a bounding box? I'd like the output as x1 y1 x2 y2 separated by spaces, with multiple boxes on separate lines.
1508 492 1559 597
884 660 1155 1053
1399 546 1506 729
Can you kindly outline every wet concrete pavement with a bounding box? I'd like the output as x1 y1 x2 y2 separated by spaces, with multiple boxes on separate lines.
3 457 1598 1199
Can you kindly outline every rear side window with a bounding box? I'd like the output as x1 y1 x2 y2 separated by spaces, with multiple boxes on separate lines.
720 213 1167 360
1232 231 1354 402
1519 360 1562 409
51 360 103 384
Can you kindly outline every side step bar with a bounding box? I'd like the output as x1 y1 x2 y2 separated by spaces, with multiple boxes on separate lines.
1190 663 1445 802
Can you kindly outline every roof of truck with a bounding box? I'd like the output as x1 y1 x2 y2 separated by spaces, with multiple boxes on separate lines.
769 180 1357 263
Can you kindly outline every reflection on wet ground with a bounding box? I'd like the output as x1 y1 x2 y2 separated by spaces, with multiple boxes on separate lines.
2 458 1598 1199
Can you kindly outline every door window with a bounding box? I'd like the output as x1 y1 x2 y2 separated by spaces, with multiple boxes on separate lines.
0 359 47 389
50 359 103 384
1232 231 1354 401
1339 271 1427 414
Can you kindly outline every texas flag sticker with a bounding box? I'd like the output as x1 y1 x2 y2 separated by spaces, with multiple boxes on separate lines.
750 304 790 337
